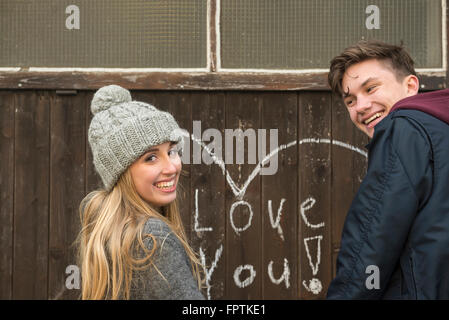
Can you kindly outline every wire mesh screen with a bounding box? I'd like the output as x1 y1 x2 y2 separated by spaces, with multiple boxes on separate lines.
0 0 207 68
220 0 443 69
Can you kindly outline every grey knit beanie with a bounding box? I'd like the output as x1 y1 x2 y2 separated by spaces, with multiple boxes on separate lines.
88 85 184 191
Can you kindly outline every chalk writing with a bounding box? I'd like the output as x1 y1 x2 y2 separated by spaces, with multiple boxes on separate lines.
268 198 286 241
199 245 223 300
302 235 323 295
234 264 257 288
302 278 323 295
304 235 323 276
185 134 368 201
230 200 254 235
300 197 325 229
194 189 213 232
187 133 367 298
268 258 290 289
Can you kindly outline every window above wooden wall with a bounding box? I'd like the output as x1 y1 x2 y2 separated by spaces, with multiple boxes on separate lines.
0 0 447 91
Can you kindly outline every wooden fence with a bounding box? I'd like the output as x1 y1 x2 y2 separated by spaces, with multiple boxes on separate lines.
0 89 369 299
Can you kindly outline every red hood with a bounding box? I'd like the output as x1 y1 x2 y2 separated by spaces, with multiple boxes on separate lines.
391 89 449 125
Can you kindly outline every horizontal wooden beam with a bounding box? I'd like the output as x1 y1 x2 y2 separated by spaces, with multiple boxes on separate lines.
0 71 446 91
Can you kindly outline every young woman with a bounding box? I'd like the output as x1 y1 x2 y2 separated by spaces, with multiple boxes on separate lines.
77 85 204 300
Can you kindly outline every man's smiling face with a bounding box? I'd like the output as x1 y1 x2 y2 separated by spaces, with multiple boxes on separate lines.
342 59 419 138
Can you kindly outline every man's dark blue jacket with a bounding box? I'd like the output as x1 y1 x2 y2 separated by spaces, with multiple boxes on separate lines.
327 89 449 299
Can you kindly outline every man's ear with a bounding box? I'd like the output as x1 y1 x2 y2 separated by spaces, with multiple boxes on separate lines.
404 74 419 96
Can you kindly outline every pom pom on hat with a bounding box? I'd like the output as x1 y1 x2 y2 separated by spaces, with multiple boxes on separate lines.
90 84 132 115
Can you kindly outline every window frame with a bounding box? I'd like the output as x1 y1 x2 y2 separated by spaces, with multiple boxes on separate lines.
0 0 447 91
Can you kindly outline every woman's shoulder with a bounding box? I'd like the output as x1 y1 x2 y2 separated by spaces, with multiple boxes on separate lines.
141 218 186 257
143 217 174 239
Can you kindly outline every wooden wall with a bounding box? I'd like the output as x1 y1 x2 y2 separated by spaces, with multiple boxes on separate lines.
0 89 368 299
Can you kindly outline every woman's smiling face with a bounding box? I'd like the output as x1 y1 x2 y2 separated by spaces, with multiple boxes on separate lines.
129 141 182 207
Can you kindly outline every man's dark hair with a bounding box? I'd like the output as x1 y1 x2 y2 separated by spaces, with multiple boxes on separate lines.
328 40 417 96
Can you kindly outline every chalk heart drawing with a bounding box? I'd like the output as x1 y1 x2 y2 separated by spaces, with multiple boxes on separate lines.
185 133 367 201
187 132 367 299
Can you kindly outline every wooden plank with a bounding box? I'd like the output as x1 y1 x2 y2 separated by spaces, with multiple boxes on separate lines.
0 91 15 299
189 92 226 300
0 71 444 91
13 91 49 299
332 248 340 279
48 92 87 300
85 91 103 193
330 95 369 259
298 92 332 299
225 92 262 299
330 94 368 282
0 72 328 91
260 92 298 299
330 97 356 253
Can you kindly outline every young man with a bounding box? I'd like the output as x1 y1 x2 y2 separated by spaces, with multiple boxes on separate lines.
326 40 449 299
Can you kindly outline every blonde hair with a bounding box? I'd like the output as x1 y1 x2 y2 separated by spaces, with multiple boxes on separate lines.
76 169 203 299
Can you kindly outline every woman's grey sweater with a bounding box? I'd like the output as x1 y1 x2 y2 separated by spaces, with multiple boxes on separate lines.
129 218 205 300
